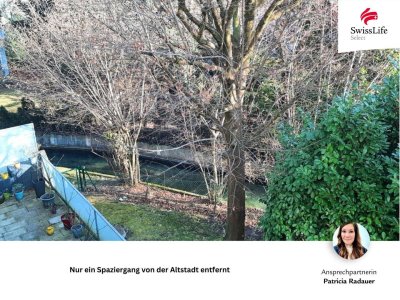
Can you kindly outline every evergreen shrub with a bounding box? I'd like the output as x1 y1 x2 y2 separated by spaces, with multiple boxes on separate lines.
261 74 399 240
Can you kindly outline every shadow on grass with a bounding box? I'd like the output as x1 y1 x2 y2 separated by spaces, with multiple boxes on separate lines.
94 202 224 241
0 100 44 130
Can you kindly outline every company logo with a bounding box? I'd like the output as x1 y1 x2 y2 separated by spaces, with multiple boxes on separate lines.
350 8 387 41
338 0 400 52
360 8 378 25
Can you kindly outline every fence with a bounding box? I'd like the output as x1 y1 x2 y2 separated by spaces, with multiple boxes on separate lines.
41 152 125 241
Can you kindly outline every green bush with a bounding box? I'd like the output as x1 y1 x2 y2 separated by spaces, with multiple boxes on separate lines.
261 74 399 240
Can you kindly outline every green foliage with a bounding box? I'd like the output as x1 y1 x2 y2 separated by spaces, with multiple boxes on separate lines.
261 73 399 241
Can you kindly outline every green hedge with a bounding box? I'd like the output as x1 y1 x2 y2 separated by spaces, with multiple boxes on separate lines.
261 74 399 240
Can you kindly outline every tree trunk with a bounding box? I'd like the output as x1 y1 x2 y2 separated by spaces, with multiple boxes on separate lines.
212 133 219 207
112 129 140 187
127 136 140 187
132 142 140 186
224 109 246 240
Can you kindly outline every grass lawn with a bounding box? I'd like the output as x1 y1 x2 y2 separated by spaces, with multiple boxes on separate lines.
0 89 22 113
57 166 262 241
94 201 223 241
243 197 265 209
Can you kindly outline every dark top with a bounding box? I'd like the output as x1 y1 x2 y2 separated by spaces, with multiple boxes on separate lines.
334 245 368 255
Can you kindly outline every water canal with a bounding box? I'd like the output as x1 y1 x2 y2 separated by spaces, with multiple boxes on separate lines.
45 148 266 209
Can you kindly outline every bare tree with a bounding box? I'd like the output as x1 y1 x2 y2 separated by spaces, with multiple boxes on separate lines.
12 0 157 186
128 0 393 239
117 0 305 240
8 0 393 240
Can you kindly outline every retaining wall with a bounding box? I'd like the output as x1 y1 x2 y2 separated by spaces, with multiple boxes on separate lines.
37 133 210 166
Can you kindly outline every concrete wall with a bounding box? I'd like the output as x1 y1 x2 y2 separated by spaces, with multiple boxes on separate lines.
37 133 110 152
37 133 211 166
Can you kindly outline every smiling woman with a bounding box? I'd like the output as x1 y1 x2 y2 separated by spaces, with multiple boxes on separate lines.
333 223 370 260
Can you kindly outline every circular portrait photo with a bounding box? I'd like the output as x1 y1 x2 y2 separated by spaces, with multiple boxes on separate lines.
332 223 370 260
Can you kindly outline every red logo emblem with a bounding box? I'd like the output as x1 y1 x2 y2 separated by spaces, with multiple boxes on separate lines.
360 8 378 25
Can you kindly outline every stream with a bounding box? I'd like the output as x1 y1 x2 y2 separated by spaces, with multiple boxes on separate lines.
45 148 266 208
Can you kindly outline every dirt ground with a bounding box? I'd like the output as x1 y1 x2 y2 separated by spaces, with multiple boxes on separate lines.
86 183 264 240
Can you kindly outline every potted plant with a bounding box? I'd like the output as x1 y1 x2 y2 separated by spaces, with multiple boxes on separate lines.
40 192 55 208
61 212 76 230
12 183 25 201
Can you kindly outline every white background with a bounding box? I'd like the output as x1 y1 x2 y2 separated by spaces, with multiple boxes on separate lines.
338 0 400 52
1 1 399 299
0 242 398 299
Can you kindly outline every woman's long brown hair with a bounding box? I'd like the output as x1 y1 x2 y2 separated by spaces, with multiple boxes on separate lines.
336 223 365 259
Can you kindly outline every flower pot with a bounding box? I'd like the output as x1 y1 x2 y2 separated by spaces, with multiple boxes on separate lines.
15 191 24 201
71 224 84 239
61 213 75 230
33 178 46 198
12 184 25 199
40 193 55 208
